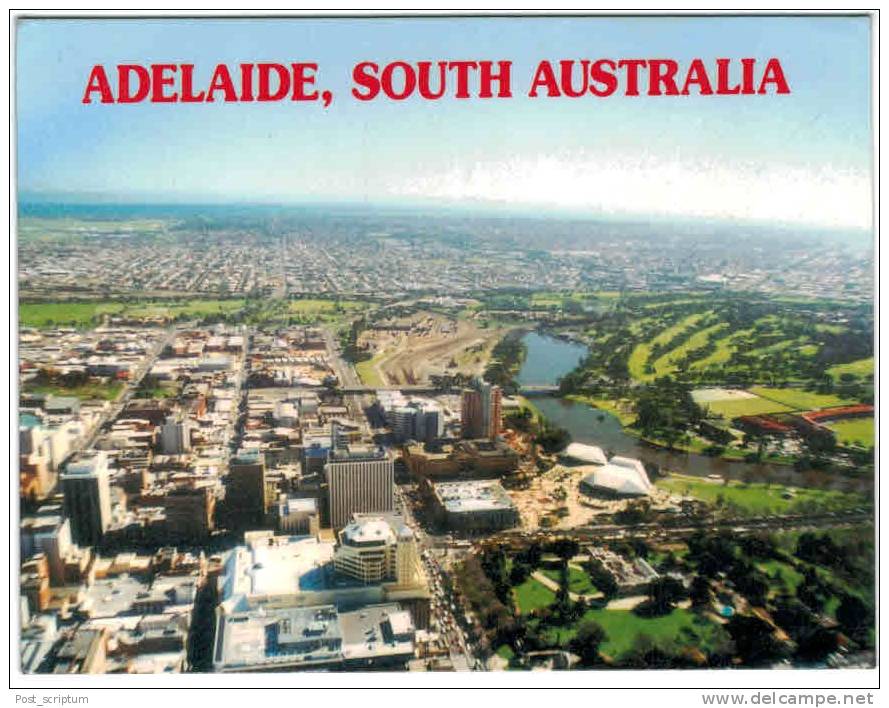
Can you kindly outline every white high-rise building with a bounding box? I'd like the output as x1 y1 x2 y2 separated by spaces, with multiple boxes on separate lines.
387 399 443 443
334 515 423 587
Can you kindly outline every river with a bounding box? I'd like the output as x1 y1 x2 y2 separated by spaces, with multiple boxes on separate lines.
516 332 859 490
515 331 588 387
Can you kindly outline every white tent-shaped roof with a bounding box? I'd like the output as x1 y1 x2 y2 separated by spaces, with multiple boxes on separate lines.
561 442 608 466
580 456 653 497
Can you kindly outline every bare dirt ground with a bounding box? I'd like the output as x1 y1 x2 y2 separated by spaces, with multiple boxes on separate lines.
359 312 509 385
508 463 677 531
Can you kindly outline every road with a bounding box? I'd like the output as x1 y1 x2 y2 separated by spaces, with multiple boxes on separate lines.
321 325 376 421
395 459 481 670
326 330 480 670
420 547 481 672
322 325 359 389
482 509 874 547
67 325 181 458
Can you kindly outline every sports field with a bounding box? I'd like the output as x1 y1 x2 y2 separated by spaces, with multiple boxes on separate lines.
628 313 706 381
749 386 853 411
828 418 875 447
693 388 792 419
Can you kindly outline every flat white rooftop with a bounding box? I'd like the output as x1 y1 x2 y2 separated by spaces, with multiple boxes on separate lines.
223 534 335 602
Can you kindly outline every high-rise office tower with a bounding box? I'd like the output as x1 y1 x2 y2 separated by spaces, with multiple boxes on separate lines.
461 380 502 439
226 449 269 528
324 447 394 529
389 400 444 444
481 382 502 438
61 453 112 546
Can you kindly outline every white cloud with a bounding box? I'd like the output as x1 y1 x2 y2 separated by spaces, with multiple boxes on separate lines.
386 152 872 230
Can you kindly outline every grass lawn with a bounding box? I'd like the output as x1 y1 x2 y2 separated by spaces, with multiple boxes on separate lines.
495 644 515 661
701 395 792 419
657 475 866 516
24 381 123 401
814 324 848 335
288 298 367 315
748 386 853 411
20 299 254 329
354 355 385 386
691 328 754 370
628 313 706 381
20 302 125 328
127 298 246 318
565 395 636 426
828 418 875 448
827 358 873 380
530 293 563 308
540 566 598 596
540 608 723 658
513 577 556 614
650 322 729 377
136 384 178 399
757 559 805 594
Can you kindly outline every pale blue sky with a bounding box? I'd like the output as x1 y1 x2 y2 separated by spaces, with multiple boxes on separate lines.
15 16 873 228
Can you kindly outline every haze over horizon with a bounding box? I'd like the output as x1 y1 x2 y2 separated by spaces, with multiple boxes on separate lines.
16 16 873 231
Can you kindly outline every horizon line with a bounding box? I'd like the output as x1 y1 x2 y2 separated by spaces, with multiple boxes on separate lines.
16 193 874 236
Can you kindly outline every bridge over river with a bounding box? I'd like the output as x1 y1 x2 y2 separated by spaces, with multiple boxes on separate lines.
337 384 559 395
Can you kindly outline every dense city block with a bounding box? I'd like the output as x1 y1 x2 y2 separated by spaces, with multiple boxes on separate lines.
18 205 874 673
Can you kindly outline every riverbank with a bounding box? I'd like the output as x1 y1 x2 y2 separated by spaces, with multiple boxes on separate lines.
512 332 868 492
564 393 800 467
484 329 528 390
564 394 636 426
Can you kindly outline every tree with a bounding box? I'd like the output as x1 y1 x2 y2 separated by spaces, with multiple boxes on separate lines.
620 634 678 669
795 532 844 570
551 561 573 622
796 626 840 662
509 561 531 586
836 594 872 643
769 592 837 663
536 423 571 453
689 575 713 609
729 562 770 608
517 542 543 569
568 619 608 666
547 538 580 561
725 615 787 666
795 569 829 614
642 576 687 616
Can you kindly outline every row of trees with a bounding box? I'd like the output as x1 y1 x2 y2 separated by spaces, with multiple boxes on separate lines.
482 332 527 394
